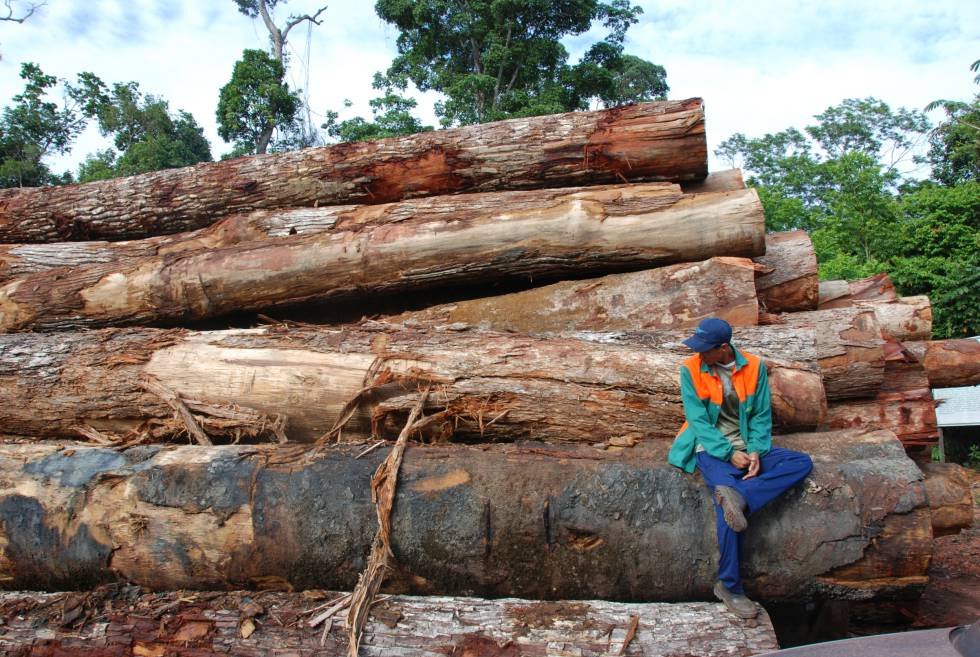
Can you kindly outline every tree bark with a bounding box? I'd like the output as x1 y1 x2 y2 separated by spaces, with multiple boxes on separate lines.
392 256 762 333
0 185 766 333
0 590 780 657
0 430 931 601
780 307 886 400
0 99 707 243
0 324 825 445
920 462 976 537
853 296 933 342
905 339 980 388
818 273 897 309
753 230 819 313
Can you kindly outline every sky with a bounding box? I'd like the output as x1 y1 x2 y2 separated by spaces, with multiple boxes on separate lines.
0 0 976 176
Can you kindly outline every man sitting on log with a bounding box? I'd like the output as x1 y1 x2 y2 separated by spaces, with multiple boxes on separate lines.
668 317 813 618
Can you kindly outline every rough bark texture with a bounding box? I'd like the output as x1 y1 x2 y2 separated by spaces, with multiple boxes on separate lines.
0 99 707 244
920 462 975 537
0 430 931 601
905 339 980 388
853 296 933 342
392 256 762 333
753 230 819 313
679 168 745 194
818 273 897 309
0 324 825 445
780 308 886 401
0 590 779 657
0 185 766 333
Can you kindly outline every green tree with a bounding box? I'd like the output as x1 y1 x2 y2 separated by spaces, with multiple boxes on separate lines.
372 0 668 128
323 74 433 143
925 60 979 186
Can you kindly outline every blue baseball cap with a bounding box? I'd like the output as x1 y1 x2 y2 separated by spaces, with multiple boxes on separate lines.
683 318 733 352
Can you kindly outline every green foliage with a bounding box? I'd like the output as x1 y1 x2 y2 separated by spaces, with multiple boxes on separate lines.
0 63 95 187
323 74 433 142
926 61 980 185
969 443 980 470
216 49 300 155
372 0 667 128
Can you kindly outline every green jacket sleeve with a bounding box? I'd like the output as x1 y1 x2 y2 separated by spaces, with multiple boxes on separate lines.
745 361 773 455
679 366 734 462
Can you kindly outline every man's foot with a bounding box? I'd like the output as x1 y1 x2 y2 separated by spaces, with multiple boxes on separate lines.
713 581 759 619
715 485 748 532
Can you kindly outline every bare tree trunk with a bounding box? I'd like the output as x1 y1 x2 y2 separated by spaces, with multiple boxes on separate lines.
0 185 766 333
819 273 897 309
780 307 886 400
0 99 708 243
753 230 819 313
905 339 980 388
0 430 931 601
0 324 825 445
391 256 762 333
0 590 780 656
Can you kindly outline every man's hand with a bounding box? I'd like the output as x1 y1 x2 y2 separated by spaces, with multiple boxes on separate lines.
743 452 761 480
730 451 751 469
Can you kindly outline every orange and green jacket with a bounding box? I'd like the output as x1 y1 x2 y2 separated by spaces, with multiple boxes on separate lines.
667 346 772 473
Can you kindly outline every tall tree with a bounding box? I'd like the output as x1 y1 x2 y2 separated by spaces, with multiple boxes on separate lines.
925 60 980 186
222 0 326 154
371 0 668 128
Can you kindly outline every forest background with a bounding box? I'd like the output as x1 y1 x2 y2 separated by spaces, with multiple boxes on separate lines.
0 0 976 337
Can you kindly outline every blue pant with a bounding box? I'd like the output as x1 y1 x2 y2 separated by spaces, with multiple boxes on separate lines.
696 447 813 594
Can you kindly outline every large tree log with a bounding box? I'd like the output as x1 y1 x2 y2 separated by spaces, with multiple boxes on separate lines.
394 256 762 332
753 230 819 313
779 307 886 400
680 167 745 193
818 273 897 309
0 430 931 601
853 296 933 341
0 185 766 333
0 324 825 445
905 339 980 388
920 462 976 537
0 99 707 244
0 590 780 657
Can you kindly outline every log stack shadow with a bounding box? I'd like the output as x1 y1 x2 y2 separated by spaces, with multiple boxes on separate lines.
0 99 973 655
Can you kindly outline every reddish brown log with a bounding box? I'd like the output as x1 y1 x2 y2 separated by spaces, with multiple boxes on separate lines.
780 307 886 400
0 430 931 600
0 324 824 445
680 168 745 193
0 99 707 244
0 590 780 657
818 273 898 309
753 230 819 313
920 462 976 536
393 256 762 332
0 185 766 333
853 296 933 341
905 339 980 388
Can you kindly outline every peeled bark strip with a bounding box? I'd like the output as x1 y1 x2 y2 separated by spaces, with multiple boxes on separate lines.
0 591 779 657
0 185 766 333
854 296 933 341
0 430 931 600
905 338 980 388
0 324 824 445
0 99 707 244
818 273 898 309
753 230 819 313
394 256 762 332
781 307 886 400
920 462 976 537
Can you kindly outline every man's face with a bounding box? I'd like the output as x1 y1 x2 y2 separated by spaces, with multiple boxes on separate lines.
699 343 731 366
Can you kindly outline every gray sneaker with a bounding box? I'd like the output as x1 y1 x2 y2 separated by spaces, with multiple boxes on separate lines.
713 581 759 619
715 485 748 532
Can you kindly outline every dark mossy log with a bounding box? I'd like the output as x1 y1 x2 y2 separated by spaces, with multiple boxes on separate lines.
780 307 886 401
753 230 819 313
853 296 933 342
818 273 897 309
0 590 779 657
905 338 980 388
0 324 824 445
680 167 745 193
0 430 931 601
0 100 707 244
394 256 762 332
920 462 976 537
0 185 766 333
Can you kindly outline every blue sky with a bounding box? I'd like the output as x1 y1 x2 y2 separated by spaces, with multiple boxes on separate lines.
0 0 976 175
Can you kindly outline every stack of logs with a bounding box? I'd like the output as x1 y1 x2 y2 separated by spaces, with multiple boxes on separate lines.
0 98 975 656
